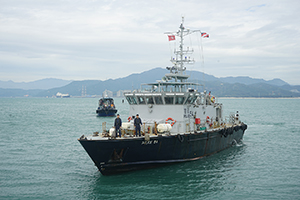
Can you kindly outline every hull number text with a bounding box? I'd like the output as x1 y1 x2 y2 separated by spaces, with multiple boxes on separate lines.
141 140 159 145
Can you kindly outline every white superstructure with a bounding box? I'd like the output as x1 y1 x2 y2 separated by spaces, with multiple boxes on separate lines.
124 17 224 135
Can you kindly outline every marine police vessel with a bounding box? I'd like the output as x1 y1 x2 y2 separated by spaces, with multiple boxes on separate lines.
96 97 117 117
78 18 247 175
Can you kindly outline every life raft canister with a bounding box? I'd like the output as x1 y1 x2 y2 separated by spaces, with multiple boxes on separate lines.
127 116 132 122
211 96 215 103
195 118 201 124
166 117 176 126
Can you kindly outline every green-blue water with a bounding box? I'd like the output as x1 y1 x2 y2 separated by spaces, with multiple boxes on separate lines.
0 98 299 199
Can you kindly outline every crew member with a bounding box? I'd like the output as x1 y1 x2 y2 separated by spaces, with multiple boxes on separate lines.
114 114 122 137
206 91 212 105
134 114 142 137
235 111 239 124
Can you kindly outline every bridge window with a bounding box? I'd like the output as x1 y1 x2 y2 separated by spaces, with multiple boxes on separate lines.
137 96 146 104
154 96 163 104
126 96 137 105
164 96 174 104
175 96 185 104
146 96 154 104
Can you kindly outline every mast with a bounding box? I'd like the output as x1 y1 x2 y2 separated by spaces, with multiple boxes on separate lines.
165 17 200 82
179 17 184 74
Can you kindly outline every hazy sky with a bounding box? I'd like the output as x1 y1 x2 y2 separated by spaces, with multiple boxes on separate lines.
1 0 300 85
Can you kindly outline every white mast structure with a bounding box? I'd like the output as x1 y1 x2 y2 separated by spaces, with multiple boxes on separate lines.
164 17 201 83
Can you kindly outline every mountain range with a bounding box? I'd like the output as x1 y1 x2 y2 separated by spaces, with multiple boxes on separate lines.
0 78 72 90
0 68 299 98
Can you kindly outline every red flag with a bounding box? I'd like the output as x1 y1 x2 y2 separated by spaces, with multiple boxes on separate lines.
201 32 209 38
168 35 175 41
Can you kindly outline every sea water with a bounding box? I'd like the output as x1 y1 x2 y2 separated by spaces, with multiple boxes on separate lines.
0 98 299 199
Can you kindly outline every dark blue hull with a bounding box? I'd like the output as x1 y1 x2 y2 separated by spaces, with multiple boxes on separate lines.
78 124 247 175
96 109 117 117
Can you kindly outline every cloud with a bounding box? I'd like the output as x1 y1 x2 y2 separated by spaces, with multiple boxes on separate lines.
0 0 299 85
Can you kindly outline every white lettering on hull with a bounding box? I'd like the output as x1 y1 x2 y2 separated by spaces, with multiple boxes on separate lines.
141 140 159 145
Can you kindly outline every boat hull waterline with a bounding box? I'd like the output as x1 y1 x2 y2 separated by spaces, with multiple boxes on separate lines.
96 109 117 117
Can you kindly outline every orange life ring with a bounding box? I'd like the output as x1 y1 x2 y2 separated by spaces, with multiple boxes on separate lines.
166 117 176 126
127 116 132 122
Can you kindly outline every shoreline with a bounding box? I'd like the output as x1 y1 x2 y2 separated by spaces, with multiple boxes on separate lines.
1 96 300 99
218 97 300 99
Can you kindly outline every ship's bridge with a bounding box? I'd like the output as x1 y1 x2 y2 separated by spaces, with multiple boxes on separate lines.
124 81 204 106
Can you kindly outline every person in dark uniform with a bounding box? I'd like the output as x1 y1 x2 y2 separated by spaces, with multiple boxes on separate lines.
134 114 142 137
114 114 122 137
